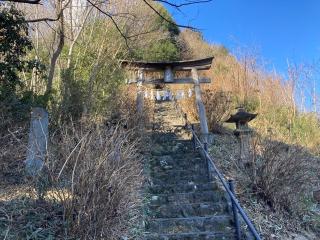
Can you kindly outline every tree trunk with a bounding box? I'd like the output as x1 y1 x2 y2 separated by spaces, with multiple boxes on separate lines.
46 0 64 95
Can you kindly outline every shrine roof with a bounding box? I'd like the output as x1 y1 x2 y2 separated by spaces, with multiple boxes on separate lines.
121 57 214 71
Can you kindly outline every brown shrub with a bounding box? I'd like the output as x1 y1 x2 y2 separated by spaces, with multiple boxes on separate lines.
210 133 319 238
178 96 198 123
249 137 317 215
46 121 144 239
0 107 28 185
202 90 233 133
0 91 147 239
176 88 233 133
108 85 154 130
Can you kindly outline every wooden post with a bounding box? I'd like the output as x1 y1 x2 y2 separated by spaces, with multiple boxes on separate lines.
192 68 209 143
25 107 49 176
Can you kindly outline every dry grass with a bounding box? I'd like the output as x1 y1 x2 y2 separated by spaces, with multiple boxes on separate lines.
202 90 233 133
209 132 320 239
47 121 144 239
249 137 317 214
108 85 154 130
0 120 145 239
0 198 66 239
169 84 198 123
0 91 148 239
0 108 28 185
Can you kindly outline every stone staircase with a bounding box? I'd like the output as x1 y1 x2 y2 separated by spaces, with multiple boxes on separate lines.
144 101 235 240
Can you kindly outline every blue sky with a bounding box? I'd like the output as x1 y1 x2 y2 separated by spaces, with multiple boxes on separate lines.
166 0 320 75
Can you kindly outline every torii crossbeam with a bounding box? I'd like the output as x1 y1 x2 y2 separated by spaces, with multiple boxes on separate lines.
121 57 214 142
121 57 213 84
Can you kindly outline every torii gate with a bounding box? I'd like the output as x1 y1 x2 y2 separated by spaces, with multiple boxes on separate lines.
121 57 213 142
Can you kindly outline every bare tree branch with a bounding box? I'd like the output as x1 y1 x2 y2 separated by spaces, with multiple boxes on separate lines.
25 0 71 22
1 0 41 4
155 0 212 8
7 0 209 51
142 0 197 30
3 0 213 7
86 0 130 48
26 15 60 23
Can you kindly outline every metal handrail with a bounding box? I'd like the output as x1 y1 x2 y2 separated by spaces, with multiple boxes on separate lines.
173 101 262 240
189 127 261 240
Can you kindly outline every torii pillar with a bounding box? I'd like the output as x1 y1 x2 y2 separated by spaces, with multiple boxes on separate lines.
121 57 213 143
192 68 209 143
136 69 144 117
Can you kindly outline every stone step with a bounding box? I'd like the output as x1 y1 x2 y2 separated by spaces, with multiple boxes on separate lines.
150 168 208 176
146 102 235 239
146 216 233 234
151 160 207 172
148 181 220 194
150 176 210 186
152 138 193 146
148 201 229 218
149 190 227 205
150 170 209 184
144 232 235 240
151 143 194 156
151 133 189 143
150 154 206 168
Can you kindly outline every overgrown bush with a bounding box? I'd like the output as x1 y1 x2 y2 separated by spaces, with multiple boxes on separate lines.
202 90 233 132
179 97 198 122
250 138 317 215
177 89 234 133
46 122 144 239
209 133 319 238
0 120 145 239
0 110 28 185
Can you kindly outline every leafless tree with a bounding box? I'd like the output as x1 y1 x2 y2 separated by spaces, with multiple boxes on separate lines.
3 0 213 94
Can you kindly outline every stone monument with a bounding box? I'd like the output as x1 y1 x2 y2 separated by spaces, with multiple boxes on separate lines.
25 107 49 176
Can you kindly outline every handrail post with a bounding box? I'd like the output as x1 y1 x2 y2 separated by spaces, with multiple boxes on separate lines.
203 142 208 152
191 124 196 151
228 180 241 240
203 142 212 181
184 113 188 128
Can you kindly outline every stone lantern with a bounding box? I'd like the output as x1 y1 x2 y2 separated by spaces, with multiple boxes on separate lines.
226 107 257 163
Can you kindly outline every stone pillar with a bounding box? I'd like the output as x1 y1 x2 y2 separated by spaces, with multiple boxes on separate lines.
136 69 144 115
136 70 145 130
25 107 49 176
235 128 253 163
192 68 210 143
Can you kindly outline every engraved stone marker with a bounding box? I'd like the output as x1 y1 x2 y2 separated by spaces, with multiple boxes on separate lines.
25 107 49 176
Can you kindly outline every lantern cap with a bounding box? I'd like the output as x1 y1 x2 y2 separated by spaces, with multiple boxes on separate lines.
225 107 257 124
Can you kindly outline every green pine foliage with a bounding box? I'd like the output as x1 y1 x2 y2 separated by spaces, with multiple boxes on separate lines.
131 4 181 61
0 7 32 98
142 39 180 61
0 6 45 117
